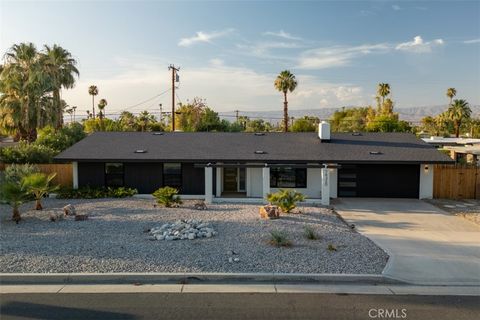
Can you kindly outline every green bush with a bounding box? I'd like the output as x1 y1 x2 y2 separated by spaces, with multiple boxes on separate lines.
269 230 292 247
0 142 57 164
56 186 137 199
4 164 40 184
266 189 305 213
152 186 182 207
36 124 86 153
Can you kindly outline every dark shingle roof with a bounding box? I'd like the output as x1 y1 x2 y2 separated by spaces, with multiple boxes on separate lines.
54 132 454 164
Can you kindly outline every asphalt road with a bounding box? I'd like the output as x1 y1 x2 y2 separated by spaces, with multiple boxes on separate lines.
1 293 479 320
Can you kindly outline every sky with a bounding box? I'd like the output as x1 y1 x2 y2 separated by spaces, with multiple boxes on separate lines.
1 0 479 117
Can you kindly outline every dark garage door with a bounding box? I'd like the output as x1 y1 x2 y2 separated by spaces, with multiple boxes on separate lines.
338 164 419 198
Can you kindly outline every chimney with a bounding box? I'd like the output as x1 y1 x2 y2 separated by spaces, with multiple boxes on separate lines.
318 121 331 141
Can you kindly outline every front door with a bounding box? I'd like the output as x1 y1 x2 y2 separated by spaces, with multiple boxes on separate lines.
223 168 238 192
223 168 246 192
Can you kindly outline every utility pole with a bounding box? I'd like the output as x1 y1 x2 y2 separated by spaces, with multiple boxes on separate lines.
168 64 180 131
235 110 239 122
159 103 163 124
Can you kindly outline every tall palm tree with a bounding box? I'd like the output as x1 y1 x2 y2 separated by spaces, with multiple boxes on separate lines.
274 70 297 132
447 99 471 138
446 88 456 106
0 43 50 141
88 85 98 118
42 45 79 129
377 83 391 106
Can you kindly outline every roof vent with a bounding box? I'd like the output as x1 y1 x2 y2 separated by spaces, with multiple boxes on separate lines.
369 151 382 155
318 121 331 141
352 132 362 136
254 132 265 136
134 149 147 153
152 132 163 135
254 150 267 154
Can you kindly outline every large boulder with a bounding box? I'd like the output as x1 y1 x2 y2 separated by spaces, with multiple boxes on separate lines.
259 205 280 219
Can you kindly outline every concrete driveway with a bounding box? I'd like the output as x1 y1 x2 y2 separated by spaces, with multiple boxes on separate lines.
334 198 480 285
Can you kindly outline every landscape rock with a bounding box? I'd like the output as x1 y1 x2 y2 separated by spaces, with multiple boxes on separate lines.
194 201 207 210
259 205 280 219
74 214 88 221
63 204 76 216
148 219 217 241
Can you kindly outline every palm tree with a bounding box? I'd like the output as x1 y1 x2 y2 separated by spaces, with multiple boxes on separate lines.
447 99 471 137
0 181 30 223
0 43 49 141
446 88 457 106
377 83 391 106
137 110 155 132
22 172 58 210
88 85 98 118
98 98 107 119
274 70 297 132
42 45 79 129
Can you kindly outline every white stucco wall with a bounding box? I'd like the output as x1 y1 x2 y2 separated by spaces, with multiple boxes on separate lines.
246 167 263 197
419 164 434 199
270 168 322 199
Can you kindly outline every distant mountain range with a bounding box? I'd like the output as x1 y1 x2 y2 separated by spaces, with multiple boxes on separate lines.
224 105 480 124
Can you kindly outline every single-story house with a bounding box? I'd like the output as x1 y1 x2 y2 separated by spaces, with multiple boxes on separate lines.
55 122 454 204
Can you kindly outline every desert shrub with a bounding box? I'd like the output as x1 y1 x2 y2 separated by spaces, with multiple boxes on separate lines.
266 189 305 213
4 164 40 184
152 186 182 207
269 230 292 247
0 142 57 164
304 226 319 240
327 244 337 251
56 186 137 199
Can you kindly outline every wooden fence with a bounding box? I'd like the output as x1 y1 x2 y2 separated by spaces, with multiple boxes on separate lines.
0 163 73 188
433 164 480 200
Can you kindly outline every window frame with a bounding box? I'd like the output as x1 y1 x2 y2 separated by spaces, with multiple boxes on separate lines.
163 163 183 190
104 162 124 188
270 167 307 188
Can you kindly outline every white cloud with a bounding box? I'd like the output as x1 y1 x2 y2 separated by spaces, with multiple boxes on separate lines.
262 30 302 41
395 36 444 53
297 44 389 69
392 4 401 11
178 28 234 47
464 39 480 44
298 36 445 69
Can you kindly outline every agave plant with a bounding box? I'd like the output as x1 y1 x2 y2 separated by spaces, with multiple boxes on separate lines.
22 172 58 210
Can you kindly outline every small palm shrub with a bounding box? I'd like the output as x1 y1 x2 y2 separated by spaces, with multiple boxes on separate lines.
22 173 59 210
0 181 30 223
304 226 319 240
152 186 182 207
266 189 305 213
269 230 292 247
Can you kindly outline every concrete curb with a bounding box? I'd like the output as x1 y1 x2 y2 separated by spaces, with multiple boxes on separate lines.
0 272 404 285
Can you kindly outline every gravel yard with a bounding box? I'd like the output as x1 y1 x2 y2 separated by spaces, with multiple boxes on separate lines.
426 199 480 225
0 198 388 274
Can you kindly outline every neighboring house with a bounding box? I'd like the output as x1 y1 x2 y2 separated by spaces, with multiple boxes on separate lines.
422 137 480 165
55 123 453 204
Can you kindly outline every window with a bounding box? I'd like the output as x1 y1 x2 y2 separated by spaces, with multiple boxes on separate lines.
163 163 182 189
105 163 124 187
270 167 307 188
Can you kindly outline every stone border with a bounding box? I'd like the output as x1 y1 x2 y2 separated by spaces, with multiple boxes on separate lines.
0 272 404 285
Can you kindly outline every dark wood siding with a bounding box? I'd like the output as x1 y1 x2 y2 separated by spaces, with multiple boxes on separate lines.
124 163 163 194
182 163 205 195
338 164 419 198
78 162 105 188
